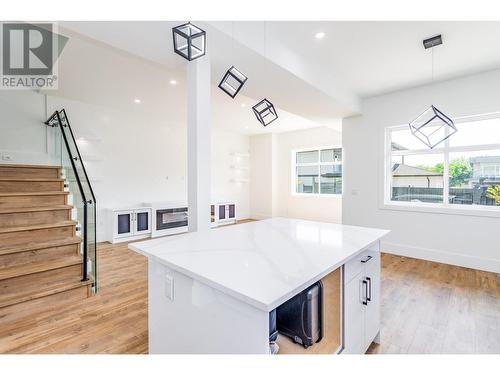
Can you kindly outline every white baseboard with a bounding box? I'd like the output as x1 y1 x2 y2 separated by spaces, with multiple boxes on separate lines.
382 241 500 274
249 213 272 220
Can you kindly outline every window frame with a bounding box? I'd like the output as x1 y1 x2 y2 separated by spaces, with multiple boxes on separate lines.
291 145 343 197
383 112 500 218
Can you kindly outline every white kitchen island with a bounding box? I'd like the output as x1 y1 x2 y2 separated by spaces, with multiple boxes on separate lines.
129 218 389 354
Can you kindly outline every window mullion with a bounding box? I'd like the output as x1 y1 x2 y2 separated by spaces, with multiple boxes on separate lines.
443 148 450 207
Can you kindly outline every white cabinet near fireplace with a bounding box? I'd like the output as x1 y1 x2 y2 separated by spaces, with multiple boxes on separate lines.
213 202 236 226
108 207 152 244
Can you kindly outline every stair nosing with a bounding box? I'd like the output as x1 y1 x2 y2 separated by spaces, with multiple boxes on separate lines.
0 205 73 215
0 164 61 169
0 276 92 309
0 220 77 234
0 191 69 197
0 237 81 255
0 256 83 281
0 178 64 182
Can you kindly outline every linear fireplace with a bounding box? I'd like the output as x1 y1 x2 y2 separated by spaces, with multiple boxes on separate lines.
156 207 188 230
143 201 189 238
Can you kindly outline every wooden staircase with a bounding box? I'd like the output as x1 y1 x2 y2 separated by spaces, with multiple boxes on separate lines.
0 164 93 316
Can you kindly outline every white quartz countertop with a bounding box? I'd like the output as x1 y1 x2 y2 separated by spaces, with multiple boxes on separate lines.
129 218 389 311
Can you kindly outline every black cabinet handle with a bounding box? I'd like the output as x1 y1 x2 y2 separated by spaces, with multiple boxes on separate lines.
361 255 372 263
362 280 368 305
366 277 372 302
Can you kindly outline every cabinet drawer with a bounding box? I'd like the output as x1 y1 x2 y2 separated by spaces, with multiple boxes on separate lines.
343 243 380 285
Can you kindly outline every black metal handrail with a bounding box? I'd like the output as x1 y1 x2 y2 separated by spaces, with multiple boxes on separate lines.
44 109 97 285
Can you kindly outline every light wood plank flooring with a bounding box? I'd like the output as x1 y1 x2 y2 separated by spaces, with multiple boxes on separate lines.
368 253 500 354
1 242 499 354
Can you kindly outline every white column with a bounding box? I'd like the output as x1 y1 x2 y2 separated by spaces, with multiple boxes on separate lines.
187 56 211 232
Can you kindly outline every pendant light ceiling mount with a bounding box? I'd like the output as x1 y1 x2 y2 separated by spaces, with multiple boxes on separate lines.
409 34 456 149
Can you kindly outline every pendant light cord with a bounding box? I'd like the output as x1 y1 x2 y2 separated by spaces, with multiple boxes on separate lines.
264 21 267 58
431 47 434 82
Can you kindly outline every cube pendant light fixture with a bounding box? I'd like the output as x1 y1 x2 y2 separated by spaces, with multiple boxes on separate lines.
252 98 278 127
218 66 247 98
172 22 206 61
409 105 457 149
409 34 457 149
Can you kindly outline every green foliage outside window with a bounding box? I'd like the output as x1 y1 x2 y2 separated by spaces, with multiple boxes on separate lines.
486 185 500 205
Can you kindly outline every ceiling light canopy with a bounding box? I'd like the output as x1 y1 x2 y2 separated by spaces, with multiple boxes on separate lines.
423 34 442 49
172 22 206 61
169 79 177 85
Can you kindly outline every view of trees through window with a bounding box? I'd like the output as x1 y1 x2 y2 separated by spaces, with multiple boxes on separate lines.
388 116 500 207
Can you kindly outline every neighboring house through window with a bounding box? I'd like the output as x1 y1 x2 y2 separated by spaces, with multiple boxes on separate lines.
386 115 500 209
293 147 342 195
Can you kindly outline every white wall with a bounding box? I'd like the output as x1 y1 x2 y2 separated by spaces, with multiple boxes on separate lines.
250 127 343 224
0 91 52 165
343 68 500 273
274 127 342 223
44 95 250 242
249 134 274 219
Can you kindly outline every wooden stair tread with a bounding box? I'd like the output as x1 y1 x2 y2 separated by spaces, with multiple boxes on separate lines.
0 237 81 256
0 274 92 308
0 164 60 169
0 191 68 197
0 205 72 214
0 220 77 234
0 255 82 281
0 178 63 182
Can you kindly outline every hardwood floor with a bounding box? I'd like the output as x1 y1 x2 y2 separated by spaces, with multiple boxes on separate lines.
0 241 148 354
367 253 500 354
1 243 499 354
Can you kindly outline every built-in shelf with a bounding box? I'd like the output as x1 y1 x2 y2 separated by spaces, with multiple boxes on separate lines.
231 152 250 158
230 165 249 170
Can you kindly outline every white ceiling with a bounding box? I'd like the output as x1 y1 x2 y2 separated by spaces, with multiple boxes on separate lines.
50 28 322 136
57 21 500 133
250 21 500 98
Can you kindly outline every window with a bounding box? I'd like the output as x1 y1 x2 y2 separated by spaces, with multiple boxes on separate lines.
293 147 342 195
386 115 500 209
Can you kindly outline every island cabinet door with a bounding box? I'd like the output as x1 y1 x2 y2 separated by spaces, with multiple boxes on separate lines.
364 254 381 349
343 274 365 354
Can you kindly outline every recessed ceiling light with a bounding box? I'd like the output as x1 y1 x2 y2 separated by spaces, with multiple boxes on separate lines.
241 103 247 108
134 98 141 104
170 80 177 85
315 32 325 40
244 126 249 129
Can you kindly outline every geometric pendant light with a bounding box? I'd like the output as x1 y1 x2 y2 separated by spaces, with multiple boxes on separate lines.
252 98 278 127
409 34 457 149
172 22 206 61
219 66 248 98
409 105 457 149
252 22 278 127
218 23 247 98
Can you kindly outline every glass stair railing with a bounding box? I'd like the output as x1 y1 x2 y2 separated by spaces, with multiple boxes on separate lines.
45 109 97 292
